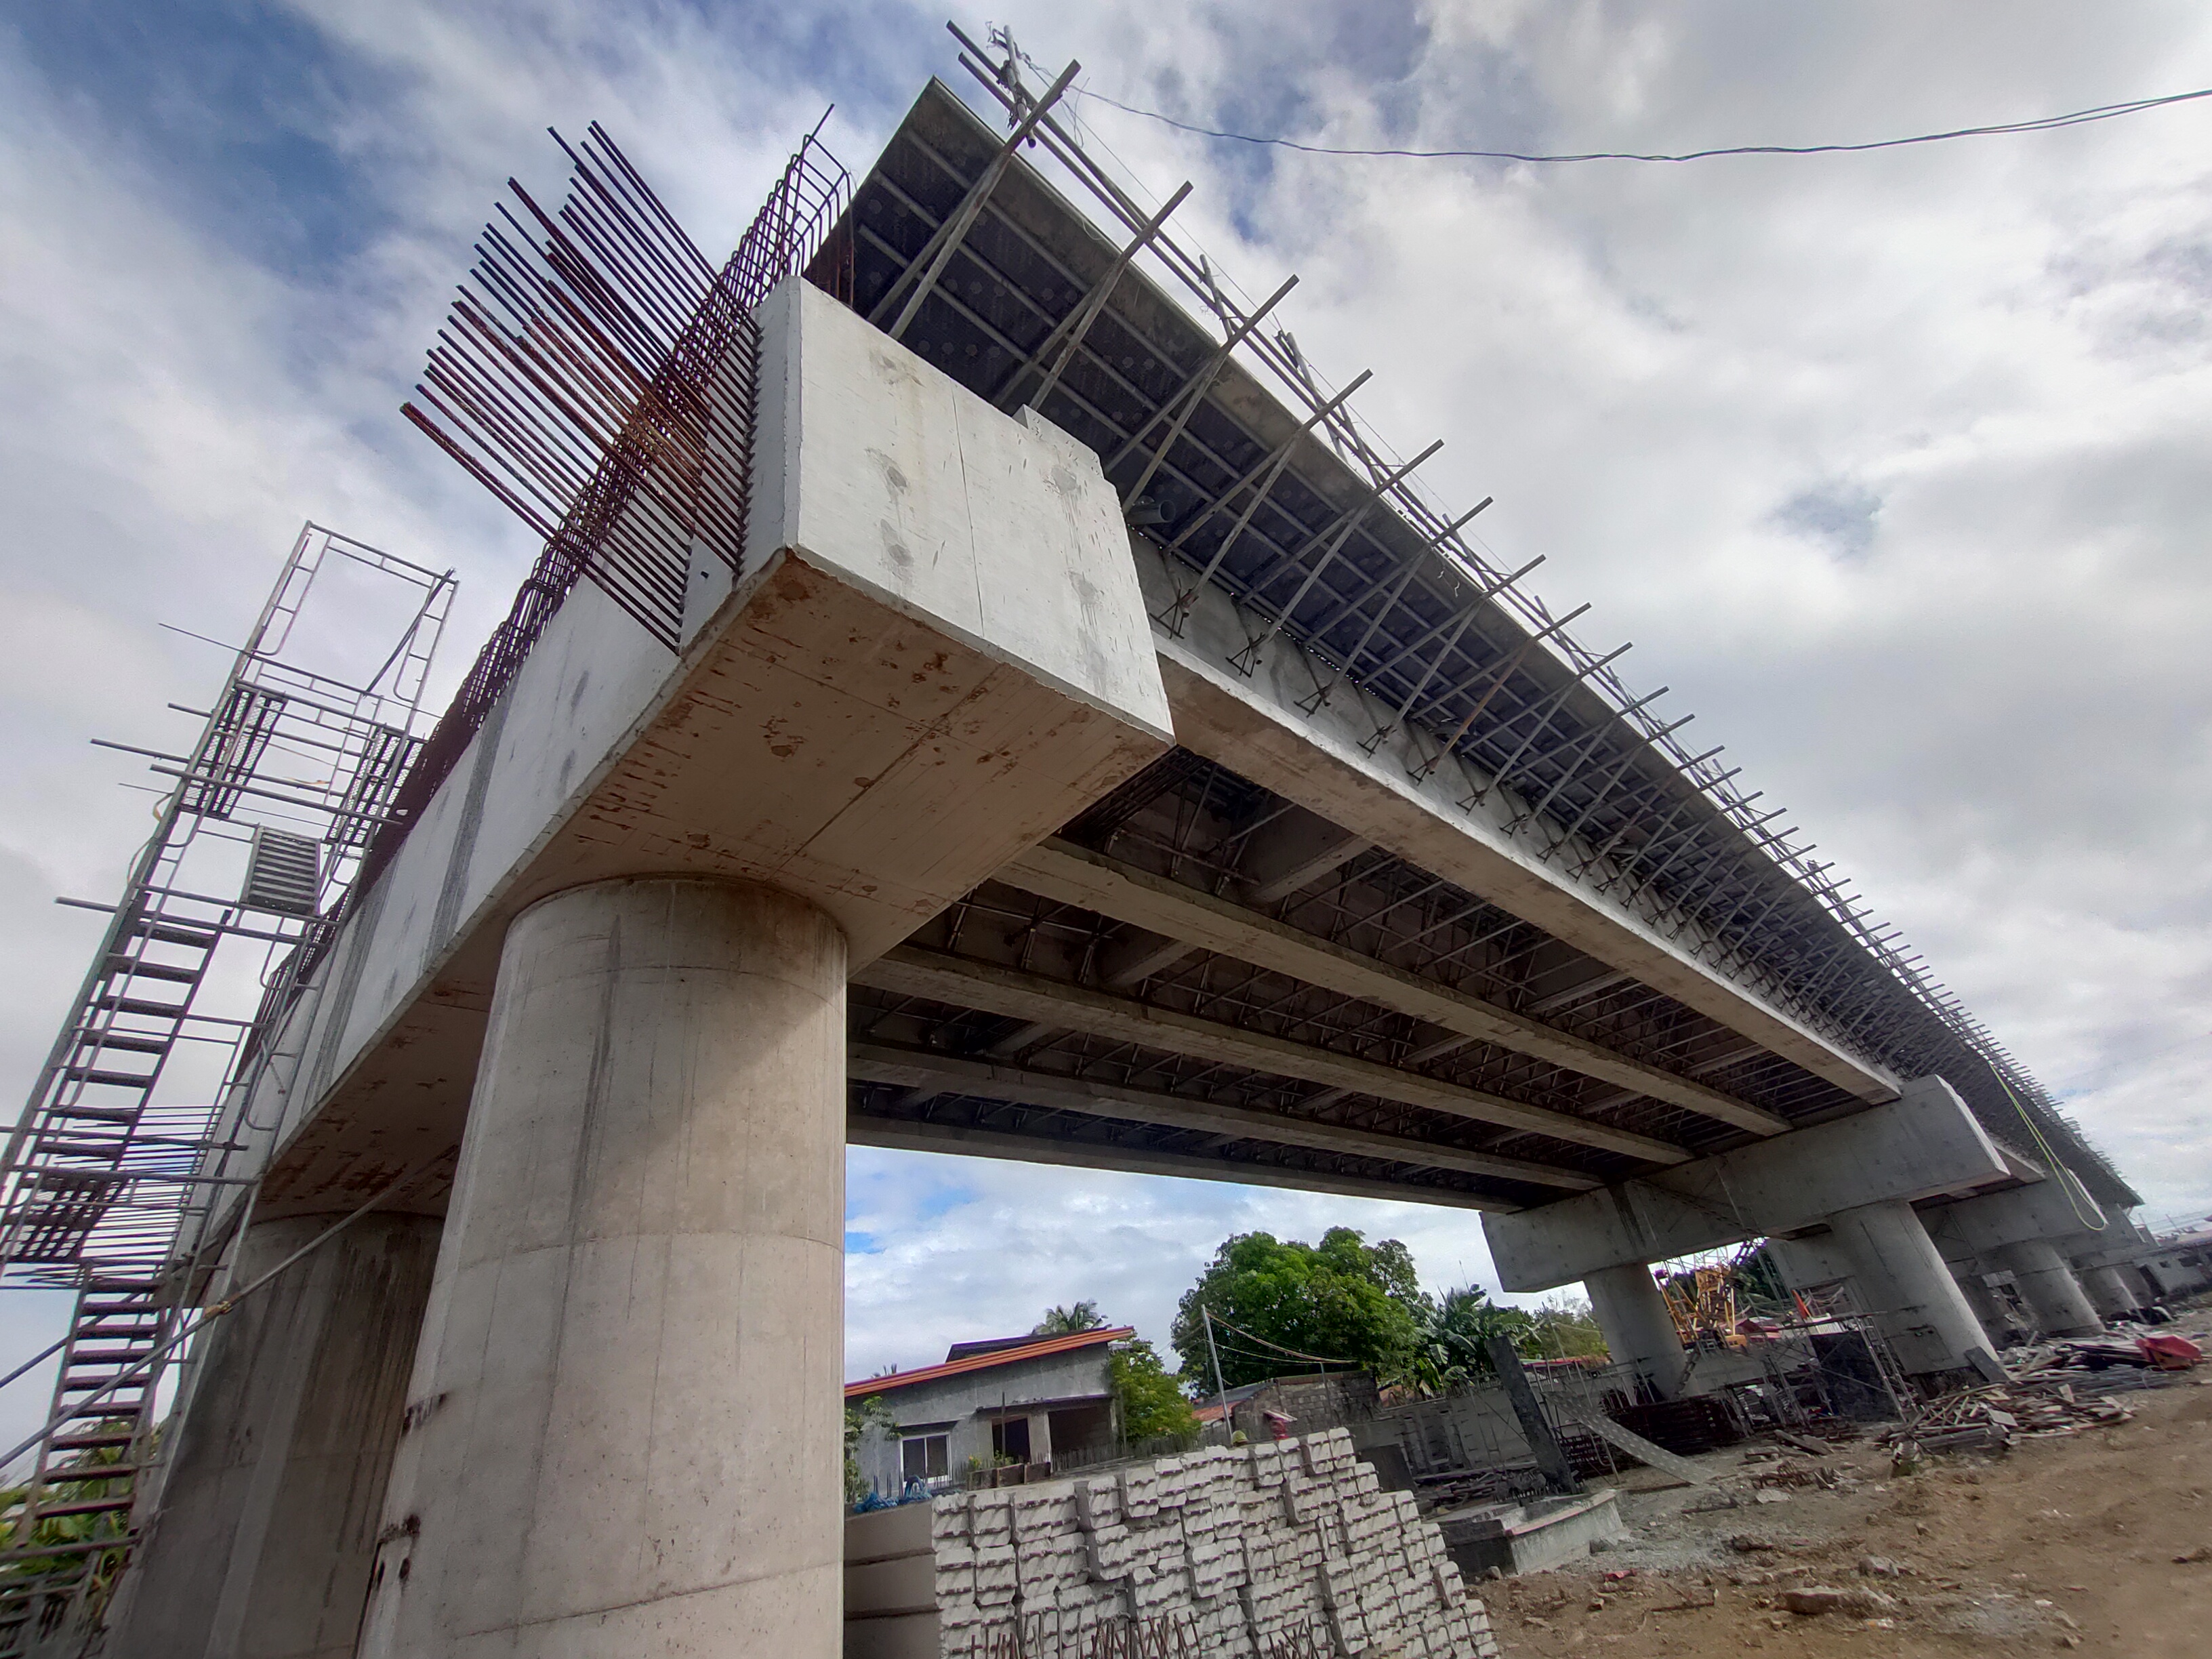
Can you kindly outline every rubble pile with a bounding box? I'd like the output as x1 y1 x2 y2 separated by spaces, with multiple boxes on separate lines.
2008 1331 2204 1378
1882 1382 2132 1457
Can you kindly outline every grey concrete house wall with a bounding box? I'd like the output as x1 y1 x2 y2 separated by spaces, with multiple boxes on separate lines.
853 1333 1127 1498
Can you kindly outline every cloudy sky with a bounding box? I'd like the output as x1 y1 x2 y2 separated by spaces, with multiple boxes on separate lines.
3 1 2211 1435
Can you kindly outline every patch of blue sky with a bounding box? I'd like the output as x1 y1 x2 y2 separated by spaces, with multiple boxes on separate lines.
686 0 942 123
846 1147 975 1224
7 2 401 283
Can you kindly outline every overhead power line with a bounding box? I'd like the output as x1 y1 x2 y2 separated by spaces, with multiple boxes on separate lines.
1071 83 2212 164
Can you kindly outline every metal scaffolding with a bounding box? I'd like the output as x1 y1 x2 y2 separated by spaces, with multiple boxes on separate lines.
0 525 453 1650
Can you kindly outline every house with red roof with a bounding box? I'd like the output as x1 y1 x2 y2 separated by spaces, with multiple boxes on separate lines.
846 1326 1134 1497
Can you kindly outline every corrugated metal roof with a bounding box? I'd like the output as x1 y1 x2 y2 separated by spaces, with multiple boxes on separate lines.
845 1325 1135 1399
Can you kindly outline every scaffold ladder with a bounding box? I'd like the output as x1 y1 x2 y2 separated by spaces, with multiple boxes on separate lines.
0 525 453 1652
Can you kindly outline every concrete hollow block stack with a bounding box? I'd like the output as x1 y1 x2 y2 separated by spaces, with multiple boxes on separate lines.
844 1430 1501 1659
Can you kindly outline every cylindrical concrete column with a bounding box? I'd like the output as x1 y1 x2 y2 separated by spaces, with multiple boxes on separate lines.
107 1211 441 1659
1584 1263 1686 1401
356 876 846 1658
1824 1200 1995 1377
2130 1263 2167 1304
1997 1238 2104 1336
2077 1263 2144 1321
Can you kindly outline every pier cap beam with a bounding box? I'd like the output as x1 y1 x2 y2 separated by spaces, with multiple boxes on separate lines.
1917 1176 2109 1263
1484 1077 2007 1292
234 275 1173 1218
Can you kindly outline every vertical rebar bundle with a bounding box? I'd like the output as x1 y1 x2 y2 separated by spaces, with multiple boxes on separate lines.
363 123 850 901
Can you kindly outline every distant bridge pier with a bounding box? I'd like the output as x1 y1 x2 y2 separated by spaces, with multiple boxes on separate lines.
1581 1264 1687 1401
1921 1179 2110 1338
1767 1199 1997 1378
1952 1267 2019 1338
1991 1239 2104 1337
106 1212 440 1659
1490 1078 2015 1382
2076 1261 2150 1321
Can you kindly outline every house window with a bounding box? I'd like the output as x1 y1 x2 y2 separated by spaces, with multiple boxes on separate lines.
901 1433 949 1482
991 1416 1031 1463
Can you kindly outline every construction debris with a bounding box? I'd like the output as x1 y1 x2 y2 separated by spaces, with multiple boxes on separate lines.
2005 1332 2203 1378
1878 1379 2133 1458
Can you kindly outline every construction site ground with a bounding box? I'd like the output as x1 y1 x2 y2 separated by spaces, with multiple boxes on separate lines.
1474 1343 2211 1658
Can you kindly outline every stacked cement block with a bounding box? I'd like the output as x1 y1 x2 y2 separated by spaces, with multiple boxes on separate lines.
845 1430 1500 1659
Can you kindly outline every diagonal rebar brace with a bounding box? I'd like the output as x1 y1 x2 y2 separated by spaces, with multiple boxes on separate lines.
1231 439 1442 672
1003 182 1192 413
874 58 1081 342
1111 274 1297 506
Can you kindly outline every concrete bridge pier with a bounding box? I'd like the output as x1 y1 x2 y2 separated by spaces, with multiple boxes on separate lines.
154 274 1169 1658
2077 1262 2149 1322
1919 1177 2110 1340
1814 1200 1996 1377
1582 1263 1687 1401
104 1211 441 1659
1995 1237 2104 1336
1489 1078 2013 1385
355 876 848 1658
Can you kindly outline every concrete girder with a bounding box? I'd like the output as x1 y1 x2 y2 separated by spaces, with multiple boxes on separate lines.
1481 1076 2009 1291
846 1114 1502 1210
856 945 1691 1165
1082 808 1371 993
1097 926 1201 991
1000 837 1790 1137
1239 804 1371 903
848 1040 1595 1190
1525 968 1637 1017
1130 536 1902 1108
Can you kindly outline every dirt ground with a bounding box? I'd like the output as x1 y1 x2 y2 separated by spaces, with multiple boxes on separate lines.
1475 1368 2211 1659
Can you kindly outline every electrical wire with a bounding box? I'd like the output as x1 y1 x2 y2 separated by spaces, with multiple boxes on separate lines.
1206 1311 1361 1368
1071 83 2212 164
1983 1060 2107 1231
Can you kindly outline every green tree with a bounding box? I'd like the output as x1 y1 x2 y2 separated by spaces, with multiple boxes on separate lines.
1109 1338 1200 1441
1171 1228 1425 1389
1033 1300 1106 1335
0 1420 141 1618
1522 1296 1609 1360
1389 1285 1533 1393
844 1394 895 1504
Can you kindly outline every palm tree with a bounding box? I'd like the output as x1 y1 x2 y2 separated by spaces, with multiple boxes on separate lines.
1391 1287 1530 1395
1033 1300 1107 1334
